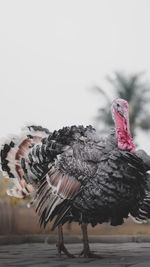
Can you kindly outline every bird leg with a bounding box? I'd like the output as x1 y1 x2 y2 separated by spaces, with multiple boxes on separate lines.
80 223 102 258
56 224 75 258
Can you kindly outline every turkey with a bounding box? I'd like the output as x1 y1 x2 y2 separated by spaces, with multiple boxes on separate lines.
0 98 150 258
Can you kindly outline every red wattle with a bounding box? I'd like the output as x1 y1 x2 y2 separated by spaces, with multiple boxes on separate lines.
114 110 135 153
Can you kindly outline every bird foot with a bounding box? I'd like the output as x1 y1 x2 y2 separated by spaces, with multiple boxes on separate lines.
56 242 75 258
80 248 103 258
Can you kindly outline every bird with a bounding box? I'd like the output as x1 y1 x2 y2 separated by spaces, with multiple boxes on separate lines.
0 98 150 258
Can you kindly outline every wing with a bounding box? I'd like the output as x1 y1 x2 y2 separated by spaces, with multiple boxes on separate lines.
35 165 81 229
34 133 104 229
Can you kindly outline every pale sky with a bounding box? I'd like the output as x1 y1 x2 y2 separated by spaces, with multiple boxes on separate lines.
0 0 150 152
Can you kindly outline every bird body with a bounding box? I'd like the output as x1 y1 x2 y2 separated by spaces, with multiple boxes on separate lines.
1 98 150 258
34 127 149 229
1 123 148 229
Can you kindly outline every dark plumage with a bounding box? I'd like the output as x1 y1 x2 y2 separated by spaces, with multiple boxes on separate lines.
129 149 150 223
33 127 149 230
1 99 150 258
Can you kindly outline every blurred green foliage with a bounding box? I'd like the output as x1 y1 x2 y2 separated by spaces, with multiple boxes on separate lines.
94 71 150 137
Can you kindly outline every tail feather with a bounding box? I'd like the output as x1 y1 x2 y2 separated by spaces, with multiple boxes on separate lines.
6 177 31 198
0 125 50 198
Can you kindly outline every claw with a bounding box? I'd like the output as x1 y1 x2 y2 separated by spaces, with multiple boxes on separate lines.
56 242 75 258
80 248 103 258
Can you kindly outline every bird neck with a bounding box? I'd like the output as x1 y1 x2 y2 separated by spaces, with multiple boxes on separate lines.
114 112 135 153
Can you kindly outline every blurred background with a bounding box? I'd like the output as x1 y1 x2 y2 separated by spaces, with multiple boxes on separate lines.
1 0 150 236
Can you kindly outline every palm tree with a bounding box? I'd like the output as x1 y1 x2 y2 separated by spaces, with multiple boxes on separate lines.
94 71 150 137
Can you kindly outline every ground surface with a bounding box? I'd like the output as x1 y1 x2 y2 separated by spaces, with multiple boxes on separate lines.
0 243 150 267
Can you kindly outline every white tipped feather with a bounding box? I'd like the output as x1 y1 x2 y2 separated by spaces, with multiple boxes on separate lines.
0 124 50 199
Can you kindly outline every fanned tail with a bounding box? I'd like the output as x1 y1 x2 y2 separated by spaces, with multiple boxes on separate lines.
0 125 50 198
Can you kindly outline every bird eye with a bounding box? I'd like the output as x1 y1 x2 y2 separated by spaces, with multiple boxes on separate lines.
117 103 120 107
